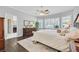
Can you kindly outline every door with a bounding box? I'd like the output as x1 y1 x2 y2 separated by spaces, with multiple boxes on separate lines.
0 17 4 50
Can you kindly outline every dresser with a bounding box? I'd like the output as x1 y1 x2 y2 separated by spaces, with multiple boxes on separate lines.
0 17 4 50
23 28 36 38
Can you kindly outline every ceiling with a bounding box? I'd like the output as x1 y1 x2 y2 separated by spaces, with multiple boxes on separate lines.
9 6 75 16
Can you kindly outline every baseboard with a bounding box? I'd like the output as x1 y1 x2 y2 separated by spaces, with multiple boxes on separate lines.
5 36 23 40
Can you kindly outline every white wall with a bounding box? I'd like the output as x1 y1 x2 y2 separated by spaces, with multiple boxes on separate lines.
73 7 79 21
0 6 36 39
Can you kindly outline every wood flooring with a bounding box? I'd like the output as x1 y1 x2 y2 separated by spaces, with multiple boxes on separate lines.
1 37 28 52
0 36 79 52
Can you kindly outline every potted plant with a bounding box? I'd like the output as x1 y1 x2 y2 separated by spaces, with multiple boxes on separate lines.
35 21 39 30
54 25 59 29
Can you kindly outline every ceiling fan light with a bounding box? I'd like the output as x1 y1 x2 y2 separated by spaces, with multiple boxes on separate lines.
37 6 49 16
39 12 45 16
39 12 48 16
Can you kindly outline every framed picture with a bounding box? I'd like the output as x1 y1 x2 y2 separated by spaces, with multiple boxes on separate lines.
24 20 35 28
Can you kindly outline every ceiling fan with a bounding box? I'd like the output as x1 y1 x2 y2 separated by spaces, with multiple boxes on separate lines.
36 6 49 16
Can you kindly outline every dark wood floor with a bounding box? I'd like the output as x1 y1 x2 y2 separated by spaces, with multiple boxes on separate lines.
1 37 28 52
1 36 79 52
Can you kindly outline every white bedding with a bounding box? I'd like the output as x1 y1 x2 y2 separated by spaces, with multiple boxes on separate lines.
31 29 77 52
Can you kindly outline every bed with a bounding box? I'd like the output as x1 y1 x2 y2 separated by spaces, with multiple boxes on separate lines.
31 29 76 52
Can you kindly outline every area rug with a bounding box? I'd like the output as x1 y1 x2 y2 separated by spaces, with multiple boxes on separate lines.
17 37 57 52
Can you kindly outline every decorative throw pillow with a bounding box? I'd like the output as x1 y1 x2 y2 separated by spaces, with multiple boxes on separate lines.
57 29 61 33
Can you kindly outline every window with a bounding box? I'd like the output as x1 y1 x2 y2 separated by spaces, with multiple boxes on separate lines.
37 19 44 29
44 18 52 29
53 18 60 29
37 15 72 29
61 15 72 28
44 18 60 29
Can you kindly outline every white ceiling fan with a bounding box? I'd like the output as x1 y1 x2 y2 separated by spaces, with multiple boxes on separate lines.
36 6 50 16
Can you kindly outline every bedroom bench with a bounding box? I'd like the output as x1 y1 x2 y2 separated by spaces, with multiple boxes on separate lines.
18 38 58 52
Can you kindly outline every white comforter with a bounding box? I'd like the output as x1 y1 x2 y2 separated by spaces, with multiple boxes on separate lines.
31 29 71 52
